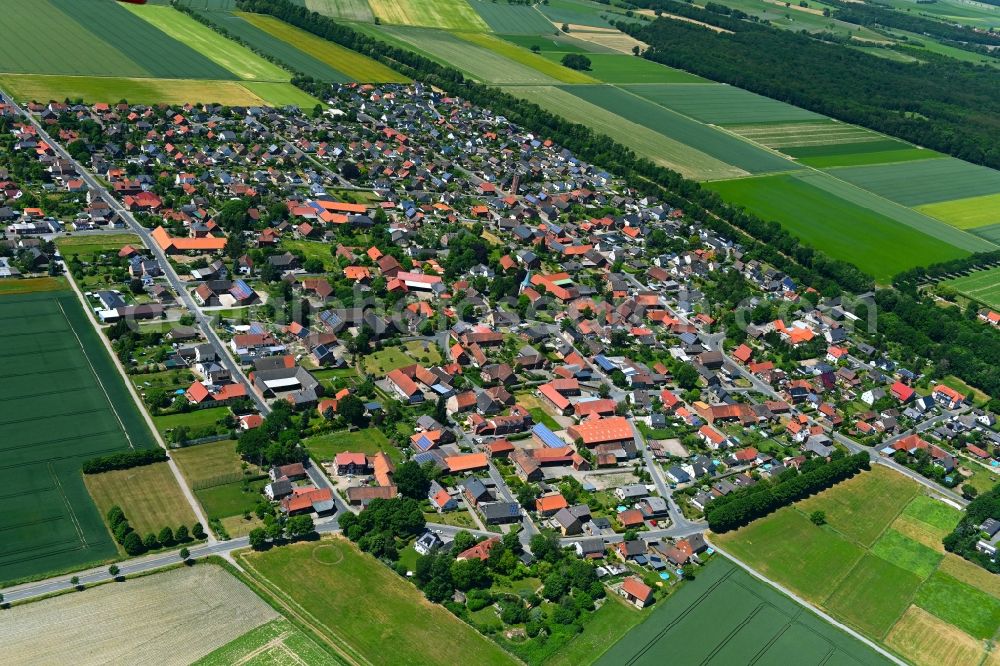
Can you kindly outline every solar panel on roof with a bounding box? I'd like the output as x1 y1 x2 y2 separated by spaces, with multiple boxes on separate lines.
531 424 563 448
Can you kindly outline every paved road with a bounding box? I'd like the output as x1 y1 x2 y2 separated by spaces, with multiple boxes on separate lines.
630 419 707 533
2 92 270 417
486 460 539 551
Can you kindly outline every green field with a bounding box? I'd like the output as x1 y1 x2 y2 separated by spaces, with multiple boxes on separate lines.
829 157 1000 207
0 73 300 107
198 11 353 82
596 557 892 666
0 289 158 582
83 462 197 537
171 439 249 488
239 12 408 83
499 34 595 54
0 0 235 80
541 53 706 83
194 618 335 665
943 266 1000 310
537 0 616 28
707 173 973 281
125 4 289 81
152 406 231 439
714 468 1000 659
455 32 598 83
301 0 374 22
622 82 822 124
195 478 268 520
56 234 141 262
783 142 939 168
563 84 799 174
303 428 398 463
918 192 1000 230
240 82 322 108
507 85 746 180
471 0 556 34
368 0 489 31
728 120 889 149
239 539 516 665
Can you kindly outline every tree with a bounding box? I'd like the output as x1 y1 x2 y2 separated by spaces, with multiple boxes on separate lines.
107 505 126 529
451 558 492 591
70 576 80 589
192 522 206 540
287 514 315 538
249 527 268 550
108 564 120 579
394 461 431 499
338 395 367 427
450 531 478 556
560 53 592 71
809 510 826 525
144 533 159 550
674 363 700 390
963 484 980 500
175 525 189 542
179 547 190 562
158 526 175 547
123 532 144 556
434 396 448 425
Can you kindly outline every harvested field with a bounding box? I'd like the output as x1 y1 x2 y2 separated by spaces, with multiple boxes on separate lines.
0 74 271 107
125 4 289 81
885 605 985 666
368 0 488 30
507 85 746 180
561 25 648 53
238 13 407 83
84 462 197 537
194 618 333 665
0 565 278 665
623 82 821 124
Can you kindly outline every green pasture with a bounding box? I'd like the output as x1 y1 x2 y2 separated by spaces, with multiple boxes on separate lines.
622 83 821 124
542 54 706 83
471 0 556 34
828 157 1000 207
917 192 1000 230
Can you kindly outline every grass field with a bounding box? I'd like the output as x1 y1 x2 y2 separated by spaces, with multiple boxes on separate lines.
538 0 616 28
361 342 438 374
454 32 598 84
152 406 231 439
707 173 972 281
714 468 1000 657
171 439 248 488
545 596 645 666
240 82 322 108
83 462 197 537
623 82 821 124
238 13 407 83
239 538 516 665
507 85 746 180
829 157 1000 207
0 289 158 583
368 0 489 31
918 192 1000 230
56 234 141 261
471 0 556 34
499 34 597 54
943 266 1000 310
196 478 268 521
596 557 892 665
304 428 398 462
0 565 277 665
194 618 334 665
125 4 289 81
302 0 374 22
199 11 352 82
563 84 799 174
0 277 67 295
541 53 705 83
0 73 291 107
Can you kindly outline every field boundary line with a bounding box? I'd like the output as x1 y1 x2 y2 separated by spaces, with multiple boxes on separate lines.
56 299 135 451
708 547 907 665
49 462 88 549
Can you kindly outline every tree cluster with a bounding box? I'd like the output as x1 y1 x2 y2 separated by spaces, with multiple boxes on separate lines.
339 498 426 560
82 448 168 474
706 452 870 532
106 505 201 557
944 484 1000 572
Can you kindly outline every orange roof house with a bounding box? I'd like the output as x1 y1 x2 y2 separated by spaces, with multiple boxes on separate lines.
445 452 489 474
535 493 569 515
566 416 634 448
151 226 226 254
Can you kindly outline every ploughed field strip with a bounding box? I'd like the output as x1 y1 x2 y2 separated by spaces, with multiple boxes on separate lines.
0 290 156 582
728 122 894 149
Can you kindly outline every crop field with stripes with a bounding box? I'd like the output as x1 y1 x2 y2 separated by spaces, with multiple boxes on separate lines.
0 289 156 583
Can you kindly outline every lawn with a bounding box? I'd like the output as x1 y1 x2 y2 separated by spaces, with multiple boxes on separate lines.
194 618 334 665
303 428 399 463
238 12 408 83
125 4 290 81
507 85 745 180
829 156 1000 207
424 510 478 529
195 478 269 520
0 0 234 79
363 346 417 374
707 172 973 281
0 566 278 665
0 74 273 107
943 266 1000 311
56 234 142 261
563 84 799 174
454 32 598 84
823 554 922 639
918 192 1000 230
622 82 821 125
595 557 892 666
712 507 865 602
83 462 198 537
153 406 231 439
0 289 158 583
239 538 516 665
796 465 920 547
915 571 1000 639
542 53 706 83
529 408 561 431
368 0 489 31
